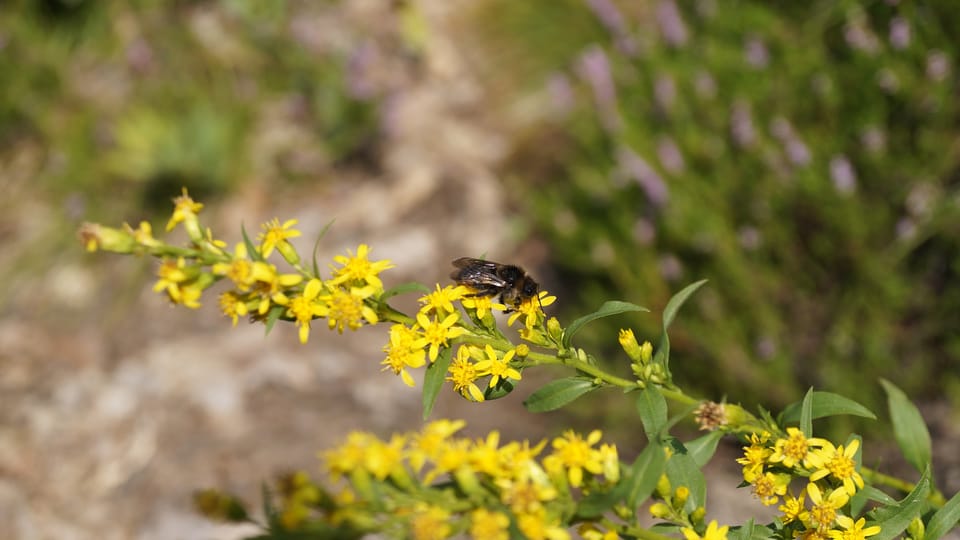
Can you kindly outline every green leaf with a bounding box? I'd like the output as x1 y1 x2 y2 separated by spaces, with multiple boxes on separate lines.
662 280 707 331
800 387 814 438
523 377 597 412
685 431 724 468
263 304 285 336
421 346 453 420
310 219 336 277
780 391 878 424
729 520 776 540
562 301 648 348
666 453 706 511
880 378 932 473
926 489 960 540
636 386 668 440
241 223 265 262
869 466 931 540
483 378 516 401
576 482 628 519
626 442 667 509
381 282 430 301
856 486 898 506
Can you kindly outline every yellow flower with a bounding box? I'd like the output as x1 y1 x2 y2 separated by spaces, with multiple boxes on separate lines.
218 291 249 326
446 346 485 402
461 293 502 320
736 432 772 483
276 278 329 344
409 504 451 540
507 291 557 329
363 434 406 481
165 187 203 234
805 483 850 533
779 487 808 525
424 437 472 484
470 508 510 540
516 508 571 540
249 262 303 314
468 431 506 477
751 471 790 506
381 324 426 387
415 312 467 362
807 439 864 496
770 427 827 469
829 516 881 540
682 520 729 540
419 284 467 316
408 420 466 474
324 431 377 480
258 218 301 259
497 473 558 515
212 243 257 291
329 243 395 289
320 285 378 333
473 345 522 388
543 429 605 488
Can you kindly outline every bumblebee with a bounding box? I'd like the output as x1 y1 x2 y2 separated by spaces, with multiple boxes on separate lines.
450 257 541 308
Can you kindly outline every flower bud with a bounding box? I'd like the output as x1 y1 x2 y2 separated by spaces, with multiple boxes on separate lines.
193 489 249 522
619 329 643 361
649 502 672 519
547 317 563 341
674 486 690 509
78 223 136 253
690 506 706 526
655 474 672 498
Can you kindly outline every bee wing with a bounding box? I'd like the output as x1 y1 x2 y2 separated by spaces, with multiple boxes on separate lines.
450 258 509 287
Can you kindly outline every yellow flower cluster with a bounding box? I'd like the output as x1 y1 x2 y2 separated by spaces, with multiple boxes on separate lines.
310 420 620 540
80 189 394 343
381 283 554 398
736 428 879 540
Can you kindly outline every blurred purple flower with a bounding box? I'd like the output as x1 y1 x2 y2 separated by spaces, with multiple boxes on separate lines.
829 155 857 195
786 140 811 167
617 146 669 207
896 217 916 240
730 100 756 148
889 17 911 50
656 136 685 174
738 226 762 250
577 45 621 132
860 125 887 154
659 254 683 281
845 17 880 54
745 36 770 68
347 41 378 100
906 183 937 217
695 70 717 99
654 74 676 112
126 38 154 74
755 336 777 360
547 73 575 116
876 68 900 93
585 0 638 55
656 0 688 47
926 50 950 82
633 218 655 245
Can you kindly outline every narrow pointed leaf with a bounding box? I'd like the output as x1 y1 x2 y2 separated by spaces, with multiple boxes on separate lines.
562 301 648 348
685 431 724 468
780 392 877 423
263 305 285 336
800 387 814 438
422 346 453 420
381 282 431 301
662 280 707 330
880 379 932 473
241 223 265 262
869 466 931 540
626 442 667 508
667 453 706 510
523 377 597 412
636 386 668 440
925 489 960 540
310 219 336 277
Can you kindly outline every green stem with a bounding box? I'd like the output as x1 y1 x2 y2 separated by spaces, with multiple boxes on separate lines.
862 467 947 506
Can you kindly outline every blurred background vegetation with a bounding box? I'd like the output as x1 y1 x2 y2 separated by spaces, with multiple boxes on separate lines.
4 0 959 438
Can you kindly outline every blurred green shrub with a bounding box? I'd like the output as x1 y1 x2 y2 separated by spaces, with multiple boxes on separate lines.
0 0 379 217
479 0 960 417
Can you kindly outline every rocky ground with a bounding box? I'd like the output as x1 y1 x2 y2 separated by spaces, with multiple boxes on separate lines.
1 1 956 539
